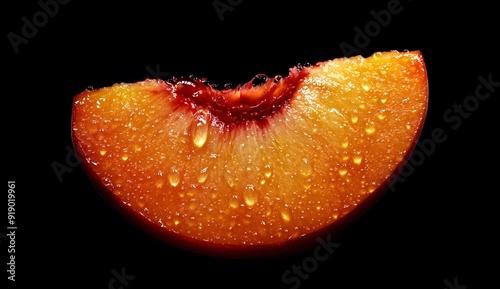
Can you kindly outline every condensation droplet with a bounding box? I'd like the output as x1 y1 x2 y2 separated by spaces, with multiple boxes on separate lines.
155 180 164 188
226 174 236 188
189 203 197 210
88 126 98 135
229 199 239 209
243 185 258 207
406 124 411 130
138 201 145 208
198 167 208 183
168 169 180 187
299 158 312 177
377 113 386 120
380 98 387 103
121 155 129 161
353 156 363 165
134 144 142 152
362 83 370 91
100 149 107 156
365 125 376 135
351 115 359 123
281 210 291 222
339 169 348 176
192 109 210 148
174 219 180 225
263 165 273 179
341 141 349 148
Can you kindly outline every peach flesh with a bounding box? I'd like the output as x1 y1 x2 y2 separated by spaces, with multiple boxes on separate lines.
71 50 428 258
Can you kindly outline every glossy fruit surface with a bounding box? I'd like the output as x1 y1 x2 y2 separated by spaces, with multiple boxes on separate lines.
71 50 428 258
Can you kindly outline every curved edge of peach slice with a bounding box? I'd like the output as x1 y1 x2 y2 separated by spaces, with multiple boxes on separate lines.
71 50 428 259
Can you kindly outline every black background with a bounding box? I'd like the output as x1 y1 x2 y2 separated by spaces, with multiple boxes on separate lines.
4 0 499 288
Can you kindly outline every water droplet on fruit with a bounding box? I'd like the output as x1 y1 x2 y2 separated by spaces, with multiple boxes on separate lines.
192 109 210 148
229 199 239 209
281 210 291 222
155 180 164 188
299 158 312 177
353 156 363 165
341 141 349 148
339 169 348 176
380 98 387 103
168 170 181 187
252 74 268 86
138 201 145 208
368 185 377 194
198 167 209 183
263 165 273 179
406 124 411 130
100 149 107 156
361 83 371 91
121 155 129 161
377 113 386 120
243 185 258 207
87 125 98 135
225 173 237 188
365 125 376 135
351 115 359 123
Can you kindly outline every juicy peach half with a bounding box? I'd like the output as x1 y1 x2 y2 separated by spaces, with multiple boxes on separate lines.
71 50 428 258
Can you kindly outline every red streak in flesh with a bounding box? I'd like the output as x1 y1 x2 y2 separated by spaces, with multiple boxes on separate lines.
172 65 311 126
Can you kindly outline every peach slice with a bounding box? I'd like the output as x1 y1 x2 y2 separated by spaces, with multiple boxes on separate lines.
71 50 428 258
